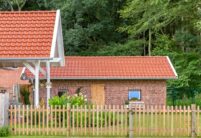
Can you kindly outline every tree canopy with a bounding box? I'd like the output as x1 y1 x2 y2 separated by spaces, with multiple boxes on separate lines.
1 0 201 103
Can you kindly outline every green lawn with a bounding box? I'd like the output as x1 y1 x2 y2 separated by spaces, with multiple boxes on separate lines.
8 136 127 138
9 136 66 138
7 136 197 138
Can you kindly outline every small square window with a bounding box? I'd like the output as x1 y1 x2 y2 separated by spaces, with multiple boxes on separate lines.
128 90 141 101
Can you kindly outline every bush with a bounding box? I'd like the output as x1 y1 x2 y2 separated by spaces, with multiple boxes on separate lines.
49 95 70 106
20 86 30 105
167 93 201 106
49 92 88 107
0 126 10 137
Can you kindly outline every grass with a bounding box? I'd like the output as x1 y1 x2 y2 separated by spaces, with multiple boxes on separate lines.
7 136 199 138
8 136 128 138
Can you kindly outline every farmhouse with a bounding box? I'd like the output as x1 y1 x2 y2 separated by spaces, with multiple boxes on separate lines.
25 56 177 105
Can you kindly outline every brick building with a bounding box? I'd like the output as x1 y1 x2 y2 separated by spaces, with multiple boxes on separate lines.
0 68 30 104
26 56 177 105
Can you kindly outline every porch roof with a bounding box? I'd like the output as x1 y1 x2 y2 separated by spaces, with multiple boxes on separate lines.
0 10 65 67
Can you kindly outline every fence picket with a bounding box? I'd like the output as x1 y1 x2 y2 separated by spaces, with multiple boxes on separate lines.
42 106 45 135
179 106 182 136
10 105 13 133
183 106 186 136
125 105 128 136
80 105 83 135
112 105 115 136
105 105 107 136
96 105 99 136
38 107 40 135
188 105 190 136
175 106 178 135
50 106 52 135
92 105 95 136
84 105 87 136
14 105 16 135
100 105 103 135
163 105 166 136
26 105 29 135
197 106 200 136
76 105 79 135
62 106 65 135
151 105 153 136
72 105 75 135
46 107 48 135
108 105 111 136
171 106 174 136
88 105 91 135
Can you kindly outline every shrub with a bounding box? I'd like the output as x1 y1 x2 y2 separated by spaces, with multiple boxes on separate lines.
0 126 10 137
20 86 30 105
49 92 88 107
49 95 70 106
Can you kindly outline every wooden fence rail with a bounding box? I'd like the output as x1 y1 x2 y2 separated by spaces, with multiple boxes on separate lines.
8 104 201 137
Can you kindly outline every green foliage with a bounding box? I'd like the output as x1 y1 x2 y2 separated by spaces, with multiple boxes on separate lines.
119 0 172 35
48 95 69 106
97 40 144 56
70 93 87 106
52 0 125 55
167 93 201 106
0 126 10 137
153 34 201 102
20 87 30 105
49 93 88 107
152 34 176 56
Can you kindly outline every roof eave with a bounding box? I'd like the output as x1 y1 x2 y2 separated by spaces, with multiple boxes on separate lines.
28 76 177 80
166 56 178 78
0 57 53 60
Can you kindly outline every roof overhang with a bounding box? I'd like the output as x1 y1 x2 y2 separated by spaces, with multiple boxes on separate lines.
26 76 177 81
0 10 65 68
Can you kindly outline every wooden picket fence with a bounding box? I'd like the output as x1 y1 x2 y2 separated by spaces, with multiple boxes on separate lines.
8 104 201 137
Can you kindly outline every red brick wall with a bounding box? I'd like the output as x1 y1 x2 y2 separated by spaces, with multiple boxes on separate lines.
36 80 166 105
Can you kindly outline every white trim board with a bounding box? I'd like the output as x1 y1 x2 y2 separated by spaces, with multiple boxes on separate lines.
50 9 65 66
166 56 178 78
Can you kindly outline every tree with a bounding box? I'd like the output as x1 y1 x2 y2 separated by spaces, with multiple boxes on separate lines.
51 0 125 55
119 0 201 56
0 0 27 11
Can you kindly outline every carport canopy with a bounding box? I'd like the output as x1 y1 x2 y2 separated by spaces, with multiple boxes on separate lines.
0 10 65 107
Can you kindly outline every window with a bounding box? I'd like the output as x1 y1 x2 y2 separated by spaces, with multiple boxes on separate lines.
128 90 141 101
58 89 67 97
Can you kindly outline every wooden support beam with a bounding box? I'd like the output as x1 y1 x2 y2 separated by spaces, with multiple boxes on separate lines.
23 63 35 76
46 61 51 107
34 61 40 107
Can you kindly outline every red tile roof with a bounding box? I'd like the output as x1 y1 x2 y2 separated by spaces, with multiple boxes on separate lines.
0 11 56 58
25 56 177 79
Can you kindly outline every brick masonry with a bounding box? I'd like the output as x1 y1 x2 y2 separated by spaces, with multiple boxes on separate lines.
35 80 167 105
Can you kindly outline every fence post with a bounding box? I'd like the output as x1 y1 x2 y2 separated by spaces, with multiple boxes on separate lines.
129 104 133 138
67 104 71 136
191 104 196 138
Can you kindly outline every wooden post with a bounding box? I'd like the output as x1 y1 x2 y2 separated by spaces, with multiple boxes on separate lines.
46 61 51 108
129 104 133 138
191 104 196 138
34 61 40 107
67 104 71 136
171 106 174 136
